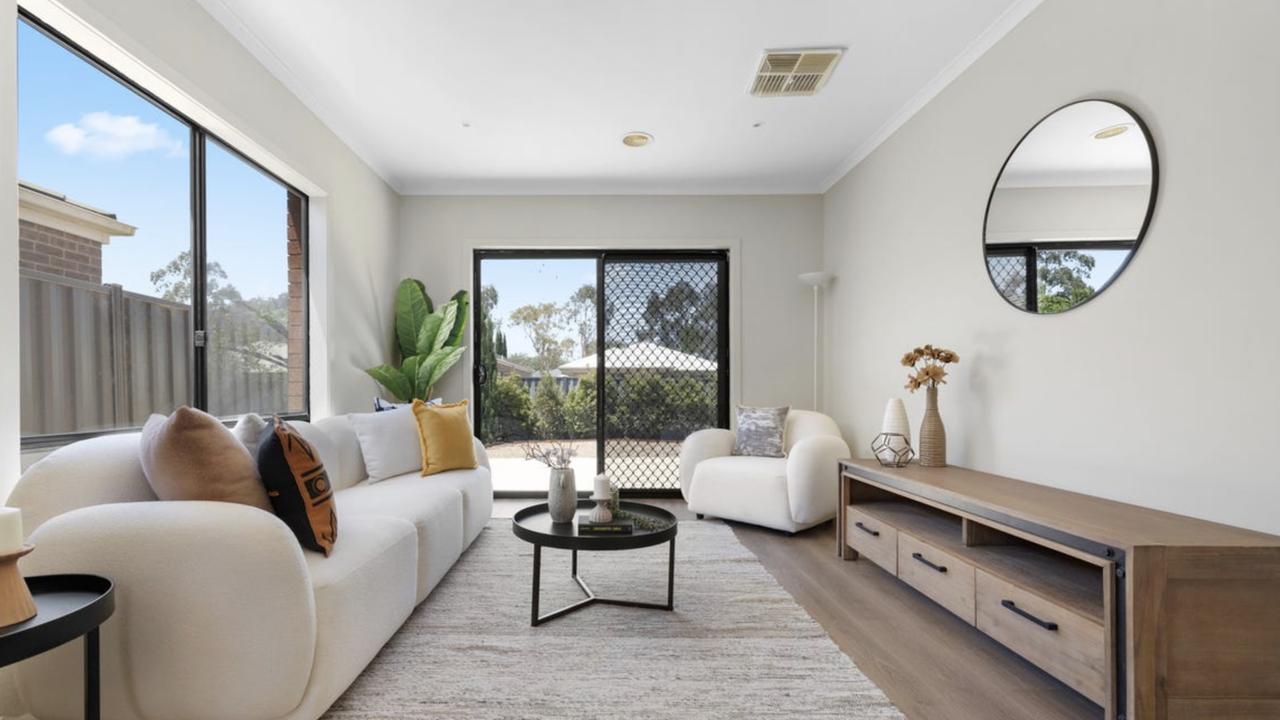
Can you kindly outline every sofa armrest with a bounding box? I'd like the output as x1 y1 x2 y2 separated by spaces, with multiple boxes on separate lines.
473 436 490 470
785 435 851 526
678 428 736 502
15 501 317 720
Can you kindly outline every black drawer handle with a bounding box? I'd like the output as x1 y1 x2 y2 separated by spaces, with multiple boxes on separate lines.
911 552 947 573
1001 600 1059 631
854 521 880 537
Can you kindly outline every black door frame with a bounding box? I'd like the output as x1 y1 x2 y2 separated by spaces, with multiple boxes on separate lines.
473 248 730 497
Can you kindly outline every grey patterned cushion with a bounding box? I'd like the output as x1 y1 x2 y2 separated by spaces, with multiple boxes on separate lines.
732 405 789 458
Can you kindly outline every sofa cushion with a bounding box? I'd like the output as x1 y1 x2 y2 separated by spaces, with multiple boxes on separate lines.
8 433 156 536
258 418 338 555
336 477 464 602
311 416 366 492
140 407 271 511
423 465 493 548
299 514 417 718
732 405 789 458
349 407 421 481
412 399 477 476
687 456 796 532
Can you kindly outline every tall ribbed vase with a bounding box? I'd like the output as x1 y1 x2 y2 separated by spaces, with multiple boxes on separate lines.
918 386 947 467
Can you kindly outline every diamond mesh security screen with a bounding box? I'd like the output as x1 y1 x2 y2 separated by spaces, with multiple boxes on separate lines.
986 254 1029 311
602 257 727 490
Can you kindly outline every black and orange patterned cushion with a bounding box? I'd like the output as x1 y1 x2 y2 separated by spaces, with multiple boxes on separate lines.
257 418 337 555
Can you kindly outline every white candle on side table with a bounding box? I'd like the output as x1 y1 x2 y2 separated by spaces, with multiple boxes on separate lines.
0 508 24 555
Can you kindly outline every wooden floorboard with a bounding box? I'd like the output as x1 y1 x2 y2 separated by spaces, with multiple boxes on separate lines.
492 497 1100 719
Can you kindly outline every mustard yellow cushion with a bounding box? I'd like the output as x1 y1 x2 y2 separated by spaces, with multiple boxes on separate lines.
412 399 477 476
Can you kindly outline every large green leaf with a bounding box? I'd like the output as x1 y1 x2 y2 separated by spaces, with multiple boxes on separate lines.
416 349 443 398
422 345 466 396
415 314 444 356
365 364 412 402
394 279 432 359
444 290 469 348
433 301 458 353
400 355 424 400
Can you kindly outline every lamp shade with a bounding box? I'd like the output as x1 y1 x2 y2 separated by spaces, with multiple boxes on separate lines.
798 271 835 287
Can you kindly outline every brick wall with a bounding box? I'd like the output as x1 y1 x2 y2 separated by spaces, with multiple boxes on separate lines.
18 219 103 283
286 195 307 413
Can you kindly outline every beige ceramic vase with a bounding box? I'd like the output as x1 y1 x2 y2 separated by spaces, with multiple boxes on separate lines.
918 386 947 467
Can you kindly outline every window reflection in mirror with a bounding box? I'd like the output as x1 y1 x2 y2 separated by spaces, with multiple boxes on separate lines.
983 100 1157 314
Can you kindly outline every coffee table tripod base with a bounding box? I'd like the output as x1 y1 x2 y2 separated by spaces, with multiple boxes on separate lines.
530 543 675 626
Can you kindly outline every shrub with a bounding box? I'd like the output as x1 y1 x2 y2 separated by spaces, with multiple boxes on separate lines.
532 376 567 438
486 373 534 442
563 374 596 439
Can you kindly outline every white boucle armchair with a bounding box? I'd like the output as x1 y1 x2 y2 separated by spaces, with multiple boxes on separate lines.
679 410 850 533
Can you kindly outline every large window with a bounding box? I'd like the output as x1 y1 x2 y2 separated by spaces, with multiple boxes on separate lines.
17 13 308 445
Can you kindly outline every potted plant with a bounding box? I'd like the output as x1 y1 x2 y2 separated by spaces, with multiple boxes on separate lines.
366 279 468 402
901 344 959 467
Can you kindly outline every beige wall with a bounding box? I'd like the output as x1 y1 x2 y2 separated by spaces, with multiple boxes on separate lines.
822 0 1280 533
397 195 824 412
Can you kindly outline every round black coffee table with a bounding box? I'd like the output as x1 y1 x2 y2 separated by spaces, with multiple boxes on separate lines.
0 574 114 720
512 500 678 626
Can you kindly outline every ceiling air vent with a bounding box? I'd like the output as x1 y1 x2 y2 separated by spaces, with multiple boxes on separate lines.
750 49 843 97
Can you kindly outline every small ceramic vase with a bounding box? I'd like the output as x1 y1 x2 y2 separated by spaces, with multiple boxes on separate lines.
547 468 576 524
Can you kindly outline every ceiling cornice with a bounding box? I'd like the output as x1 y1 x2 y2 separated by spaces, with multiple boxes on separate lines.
818 0 1045 193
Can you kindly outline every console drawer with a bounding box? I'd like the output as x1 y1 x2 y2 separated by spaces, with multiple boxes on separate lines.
897 533 976 624
845 506 898 574
975 569 1107 705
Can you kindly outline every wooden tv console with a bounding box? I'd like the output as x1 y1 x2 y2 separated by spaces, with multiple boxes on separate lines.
837 458 1280 720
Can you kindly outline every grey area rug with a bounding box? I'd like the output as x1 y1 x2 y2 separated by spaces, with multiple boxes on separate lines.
325 519 902 719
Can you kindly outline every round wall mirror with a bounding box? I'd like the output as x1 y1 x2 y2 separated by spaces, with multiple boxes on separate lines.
982 99 1158 314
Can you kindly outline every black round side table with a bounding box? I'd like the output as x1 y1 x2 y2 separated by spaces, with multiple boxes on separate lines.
513 500 677 626
0 574 114 720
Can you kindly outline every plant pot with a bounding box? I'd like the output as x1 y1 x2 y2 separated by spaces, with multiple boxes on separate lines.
547 468 577 523
918 386 947 467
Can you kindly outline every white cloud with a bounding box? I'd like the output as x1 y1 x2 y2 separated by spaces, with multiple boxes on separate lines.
44 111 184 160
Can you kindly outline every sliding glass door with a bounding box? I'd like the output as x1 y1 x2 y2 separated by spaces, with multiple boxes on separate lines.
474 250 729 494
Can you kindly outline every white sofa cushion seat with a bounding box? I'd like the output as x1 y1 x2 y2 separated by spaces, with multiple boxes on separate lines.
283 514 418 720
687 456 796 531
16 501 316 720
336 477 465 602
423 463 493 548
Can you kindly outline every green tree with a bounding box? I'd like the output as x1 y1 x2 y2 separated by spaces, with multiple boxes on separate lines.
509 302 574 372
563 373 596 438
636 280 718 358
531 376 567 438
1037 250 1096 313
562 283 596 358
487 374 534 442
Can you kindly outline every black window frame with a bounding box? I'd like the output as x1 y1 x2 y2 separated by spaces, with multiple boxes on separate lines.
471 248 731 498
984 239 1137 313
18 9 311 450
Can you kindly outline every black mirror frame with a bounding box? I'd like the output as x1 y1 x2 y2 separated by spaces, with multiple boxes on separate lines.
981 99 1160 315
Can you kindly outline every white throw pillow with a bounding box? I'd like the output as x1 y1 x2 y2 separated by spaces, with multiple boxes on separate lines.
231 413 269 457
349 406 421 482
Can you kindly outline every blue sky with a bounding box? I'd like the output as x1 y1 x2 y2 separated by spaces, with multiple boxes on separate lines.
17 19 286 300
479 258 595 358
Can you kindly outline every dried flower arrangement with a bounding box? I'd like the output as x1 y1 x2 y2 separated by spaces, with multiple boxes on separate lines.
901 344 960 392
522 440 577 469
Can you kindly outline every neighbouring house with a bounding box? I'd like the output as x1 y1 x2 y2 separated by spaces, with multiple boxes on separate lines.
18 180 136 283
558 341 718 378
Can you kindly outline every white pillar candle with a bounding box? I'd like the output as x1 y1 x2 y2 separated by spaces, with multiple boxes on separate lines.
593 473 611 499
0 509 23 555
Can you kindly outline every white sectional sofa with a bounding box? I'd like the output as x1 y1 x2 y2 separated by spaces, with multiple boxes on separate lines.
0 414 492 720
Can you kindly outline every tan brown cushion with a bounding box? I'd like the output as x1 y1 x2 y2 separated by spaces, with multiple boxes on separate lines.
139 406 271 511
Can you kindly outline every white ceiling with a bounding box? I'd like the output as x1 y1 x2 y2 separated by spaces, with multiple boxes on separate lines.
197 0 1042 195
998 100 1155 188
